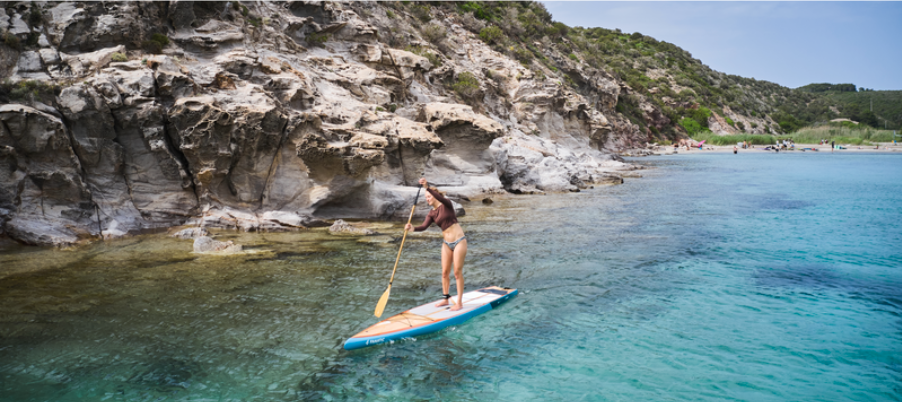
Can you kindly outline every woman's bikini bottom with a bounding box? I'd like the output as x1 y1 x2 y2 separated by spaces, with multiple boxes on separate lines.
443 236 467 251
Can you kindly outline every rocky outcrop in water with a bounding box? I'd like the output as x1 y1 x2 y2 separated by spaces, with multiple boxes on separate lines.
1 1 641 246
328 219 374 236
170 227 209 239
193 236 242 253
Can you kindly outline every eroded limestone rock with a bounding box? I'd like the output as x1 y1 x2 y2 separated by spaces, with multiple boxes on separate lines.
0 105 96 246
0 1 652 246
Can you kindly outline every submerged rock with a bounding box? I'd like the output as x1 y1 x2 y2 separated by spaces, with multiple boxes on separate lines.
328 219 376 236
193 236 242 253
357 235 395 244
170 227 210 239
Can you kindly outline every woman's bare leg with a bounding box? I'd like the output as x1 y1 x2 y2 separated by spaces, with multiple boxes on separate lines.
435 244 453 307
449 239 468 311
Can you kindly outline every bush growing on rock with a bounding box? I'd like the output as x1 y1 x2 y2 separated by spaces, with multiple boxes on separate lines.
151 33 170 47
19 32 38 48
459 2 493 21
458 12 486 33
28 5 43 26
512 46 533 65
411 4 432 22
421 23 446 46
686 106 712 129
0 80 11 101
110 52 128 62
306 33 329 47
141 33 169 54
6 80 61 102
407 45 442 67
141 40 162 54
232 1 249 17
2 31 20 50
479 26 504 45
451 72 481 100
679 117 703 135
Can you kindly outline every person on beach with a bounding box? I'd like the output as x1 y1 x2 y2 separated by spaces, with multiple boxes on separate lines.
406 178 468 311
733 145 738 154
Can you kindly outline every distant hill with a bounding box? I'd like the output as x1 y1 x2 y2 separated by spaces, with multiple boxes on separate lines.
433 2 901 137
821 90 902 130
795 84 902 129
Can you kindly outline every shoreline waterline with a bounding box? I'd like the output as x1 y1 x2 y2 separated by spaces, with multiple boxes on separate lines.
662 142 902 153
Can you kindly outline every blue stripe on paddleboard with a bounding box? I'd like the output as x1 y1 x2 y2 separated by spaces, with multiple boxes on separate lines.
344 289 518 350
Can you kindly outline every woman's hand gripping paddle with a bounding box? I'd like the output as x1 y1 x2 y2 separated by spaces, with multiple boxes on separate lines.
374 186 423 317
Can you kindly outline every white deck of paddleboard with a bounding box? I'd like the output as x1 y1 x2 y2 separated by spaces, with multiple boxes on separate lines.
407 290 503 320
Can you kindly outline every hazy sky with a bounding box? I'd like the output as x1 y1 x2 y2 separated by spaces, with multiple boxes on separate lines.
542 2 902 90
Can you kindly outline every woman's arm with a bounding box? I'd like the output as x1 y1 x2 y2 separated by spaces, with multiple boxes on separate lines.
426 188 453 209
412 213 434 232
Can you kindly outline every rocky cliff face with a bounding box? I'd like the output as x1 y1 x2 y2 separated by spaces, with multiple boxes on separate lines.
0 1 642 246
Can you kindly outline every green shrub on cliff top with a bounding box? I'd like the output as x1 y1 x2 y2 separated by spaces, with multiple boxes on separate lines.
459 2 493 21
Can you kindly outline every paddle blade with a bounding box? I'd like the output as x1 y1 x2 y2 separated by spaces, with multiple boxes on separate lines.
374 285 392 317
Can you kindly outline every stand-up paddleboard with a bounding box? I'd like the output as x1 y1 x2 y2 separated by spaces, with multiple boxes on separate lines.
344 286 517 350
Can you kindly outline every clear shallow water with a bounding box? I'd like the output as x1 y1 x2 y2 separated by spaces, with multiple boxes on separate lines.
1 152 901 401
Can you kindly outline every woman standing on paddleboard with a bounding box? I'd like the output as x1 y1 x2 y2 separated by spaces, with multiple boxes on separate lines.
405 178 468 311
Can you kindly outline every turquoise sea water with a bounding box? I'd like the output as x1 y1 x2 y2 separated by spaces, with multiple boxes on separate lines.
1 152 901 401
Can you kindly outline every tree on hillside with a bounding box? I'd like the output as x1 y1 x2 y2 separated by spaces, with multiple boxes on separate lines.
859 110 879 127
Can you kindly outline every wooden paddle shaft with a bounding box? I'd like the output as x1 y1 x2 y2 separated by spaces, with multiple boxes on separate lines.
387 202 417 285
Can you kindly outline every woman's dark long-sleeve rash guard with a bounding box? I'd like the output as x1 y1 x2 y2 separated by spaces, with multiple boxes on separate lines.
413 188 458 232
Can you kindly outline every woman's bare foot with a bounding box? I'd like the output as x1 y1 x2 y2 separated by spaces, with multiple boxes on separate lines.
435 298 450 307
450 302 463 311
